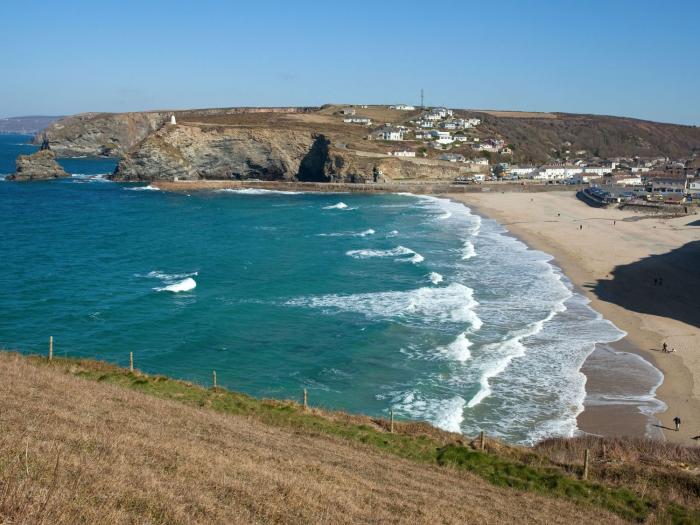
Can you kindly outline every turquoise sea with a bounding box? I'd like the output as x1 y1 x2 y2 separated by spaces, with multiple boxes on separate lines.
0 134 664 444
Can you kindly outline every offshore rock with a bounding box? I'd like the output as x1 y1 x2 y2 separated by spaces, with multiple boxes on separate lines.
7 149 69 181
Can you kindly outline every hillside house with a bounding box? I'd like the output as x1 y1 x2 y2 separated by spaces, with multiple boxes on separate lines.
343 116 372 125
388 149 416 157
507 165 536 177
389 104 416 110
429 130 454 144
373 126 404 141
532 164 582 180
582 166 611 177
340 108 356 115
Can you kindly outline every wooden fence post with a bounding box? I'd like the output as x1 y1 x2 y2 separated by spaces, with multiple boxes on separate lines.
480 430 485 451
390 409 394 434
212 370 217 389
303 388 308 410
582 449 590 480
129 352 134 373
48 336 53 361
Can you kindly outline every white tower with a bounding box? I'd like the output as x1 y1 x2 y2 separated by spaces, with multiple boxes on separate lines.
170 114 176 125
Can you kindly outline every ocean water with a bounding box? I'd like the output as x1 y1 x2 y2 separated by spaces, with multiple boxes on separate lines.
0 134 661 444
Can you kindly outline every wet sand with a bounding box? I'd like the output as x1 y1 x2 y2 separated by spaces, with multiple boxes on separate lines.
448 191 700 443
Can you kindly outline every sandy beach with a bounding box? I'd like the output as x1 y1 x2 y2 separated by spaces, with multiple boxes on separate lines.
448 191 700 443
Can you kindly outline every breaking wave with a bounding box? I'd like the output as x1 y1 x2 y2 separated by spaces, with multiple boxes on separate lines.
214 188 304 195
318 228 375 237
287 282 481 329
428 272 443 285
125 184 160 191
346 245 424 264
155 277 197 293
323 202 351 210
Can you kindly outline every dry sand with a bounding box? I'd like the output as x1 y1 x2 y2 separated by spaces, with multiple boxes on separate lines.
447 191 700 443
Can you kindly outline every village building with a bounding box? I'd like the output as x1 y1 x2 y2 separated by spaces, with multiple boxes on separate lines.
339 107 356 115
343 116 372 126
532 164 582 181
373 126 404 141
507 165 536 178
388 149 416 157
389 104 416 110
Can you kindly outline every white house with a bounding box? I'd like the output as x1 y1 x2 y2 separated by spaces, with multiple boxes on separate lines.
340 107 356 115
170 115 176 125
429 130 454 144
532 164 582 181
468 158 490 166
388 150 416 157
615 176 643 186
389 104 416 110
343 116 372 125
507 166 536 177
374 126 404 141
582 166 611 177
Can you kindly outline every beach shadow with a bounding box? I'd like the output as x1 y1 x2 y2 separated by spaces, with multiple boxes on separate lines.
652 424 676 431
587 240 700 329
687 219 700 227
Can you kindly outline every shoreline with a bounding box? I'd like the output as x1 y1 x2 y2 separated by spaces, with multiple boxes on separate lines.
152 180 698 442
447 191 699 443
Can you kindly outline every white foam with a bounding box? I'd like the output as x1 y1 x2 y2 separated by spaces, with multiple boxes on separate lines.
125 184 160 191
392 391 466 433
318 228 375 237
346 245 424 264
438 333 472 362
323 202 350 210
214 188 304 195
289 282 482 329
140 270 199 281
437 211 452 220
467 294 568 409
428 272 443 285
461 240 476 260
155 277 196 293
387 230 399 237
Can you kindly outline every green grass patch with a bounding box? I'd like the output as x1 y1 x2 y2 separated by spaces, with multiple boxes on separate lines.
436 445 653 522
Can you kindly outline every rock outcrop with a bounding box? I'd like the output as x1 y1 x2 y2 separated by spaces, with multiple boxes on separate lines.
112 125 319 181
6 149 69 181
34 112 170 157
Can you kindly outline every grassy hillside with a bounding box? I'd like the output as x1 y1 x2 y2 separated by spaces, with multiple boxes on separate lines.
469 111 700 163
1 352 698 524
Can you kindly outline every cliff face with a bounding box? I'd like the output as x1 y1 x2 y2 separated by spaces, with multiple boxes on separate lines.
6 149 69 181
112 125 322 181
34 112 169 157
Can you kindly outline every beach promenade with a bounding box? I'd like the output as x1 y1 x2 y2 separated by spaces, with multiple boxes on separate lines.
449 191 700 443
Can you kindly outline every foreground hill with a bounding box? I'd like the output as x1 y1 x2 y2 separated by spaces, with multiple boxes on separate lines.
1 352 699 524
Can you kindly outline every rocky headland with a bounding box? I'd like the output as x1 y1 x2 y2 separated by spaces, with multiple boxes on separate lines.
22 104 700 184
6 149 68 181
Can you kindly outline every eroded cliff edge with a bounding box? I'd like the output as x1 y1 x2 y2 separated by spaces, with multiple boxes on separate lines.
110 124 381 183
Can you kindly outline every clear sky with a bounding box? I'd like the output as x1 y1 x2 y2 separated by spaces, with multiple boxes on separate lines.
1 0 698 124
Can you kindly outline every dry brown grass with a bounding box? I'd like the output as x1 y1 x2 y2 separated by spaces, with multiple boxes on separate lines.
0 353 626 525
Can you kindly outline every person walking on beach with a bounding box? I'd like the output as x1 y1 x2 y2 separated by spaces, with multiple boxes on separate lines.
673 416 681 431
662 342 668 353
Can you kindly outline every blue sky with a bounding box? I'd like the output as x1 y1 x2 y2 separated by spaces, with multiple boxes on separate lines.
1 0 698 124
